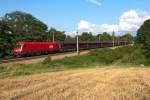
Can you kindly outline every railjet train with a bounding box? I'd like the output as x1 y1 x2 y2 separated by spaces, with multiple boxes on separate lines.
13 41 128 57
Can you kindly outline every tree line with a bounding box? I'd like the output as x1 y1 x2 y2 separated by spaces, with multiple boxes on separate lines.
136 19 150 61
0 11 134 57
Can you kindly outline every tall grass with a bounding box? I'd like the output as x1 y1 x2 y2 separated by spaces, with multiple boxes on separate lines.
51 45 149 67
89 45 148 65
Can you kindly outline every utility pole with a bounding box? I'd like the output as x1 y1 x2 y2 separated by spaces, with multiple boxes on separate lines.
52 31 55 42
99 34 101 42
77 30 79 55
99 34 101 47
112 30 115 47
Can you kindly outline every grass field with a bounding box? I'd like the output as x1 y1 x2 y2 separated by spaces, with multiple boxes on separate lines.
0 67 150 100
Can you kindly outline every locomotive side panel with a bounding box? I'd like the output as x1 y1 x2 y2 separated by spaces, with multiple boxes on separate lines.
13 42 61 57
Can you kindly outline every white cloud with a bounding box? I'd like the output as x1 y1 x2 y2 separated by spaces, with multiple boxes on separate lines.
77 9 150 35
78 20 89 30
118 10 142 31
87 0 101 6
78 21 118 34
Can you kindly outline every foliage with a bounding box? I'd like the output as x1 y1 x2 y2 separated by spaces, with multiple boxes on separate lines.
2 11 48 42
118 33 133 43
90 49 121 64
48 27 66 42
97 32 112 42
79 32 95 41
117 45 148 65
136 19 150 60
89 45 148 65
0 20 15 57
42 57 52 64
53 55 98 68
96 32 134 43
65 35 75 41
51 45 148 67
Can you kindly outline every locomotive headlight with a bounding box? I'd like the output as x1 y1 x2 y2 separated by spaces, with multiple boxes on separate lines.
15 49 21 52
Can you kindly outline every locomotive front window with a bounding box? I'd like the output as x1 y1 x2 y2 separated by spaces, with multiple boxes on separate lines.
15 44 21 48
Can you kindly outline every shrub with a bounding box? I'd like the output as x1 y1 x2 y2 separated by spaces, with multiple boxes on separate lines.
121 51 148 65
42 57 52 64
89 48 122 64
120 45 148 65
44 45 148 67
89 45 148 65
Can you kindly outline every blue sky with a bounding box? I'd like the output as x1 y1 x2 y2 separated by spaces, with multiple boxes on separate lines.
0 0 150 35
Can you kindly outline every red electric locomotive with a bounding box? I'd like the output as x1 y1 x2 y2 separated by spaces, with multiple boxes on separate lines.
13 42 62 57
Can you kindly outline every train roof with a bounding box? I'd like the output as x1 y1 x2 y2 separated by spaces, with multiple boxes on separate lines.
60 41 128 44
16 41 128 45
17 41 58 44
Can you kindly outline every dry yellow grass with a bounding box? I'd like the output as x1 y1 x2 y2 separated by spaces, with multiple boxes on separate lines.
0 67 150 100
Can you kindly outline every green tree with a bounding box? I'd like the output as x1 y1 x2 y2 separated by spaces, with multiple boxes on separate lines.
2 11 48 42
79 32 94 41
48 28 66 42
98 32 112 42
119 33 133 43
65 35 75 41
0 20 14 57
136 19 150 58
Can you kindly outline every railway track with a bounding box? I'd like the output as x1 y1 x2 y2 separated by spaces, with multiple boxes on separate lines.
0 47 99 65
0 51 80 64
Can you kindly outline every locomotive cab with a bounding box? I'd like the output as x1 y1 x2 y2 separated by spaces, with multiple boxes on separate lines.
13 43 23 57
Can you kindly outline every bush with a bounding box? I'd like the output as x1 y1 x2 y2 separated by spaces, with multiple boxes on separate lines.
89 45 148 65
42 57 52 64
120 45 148 65
89 48 122 64
54 55 95 68
43 45 148 68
